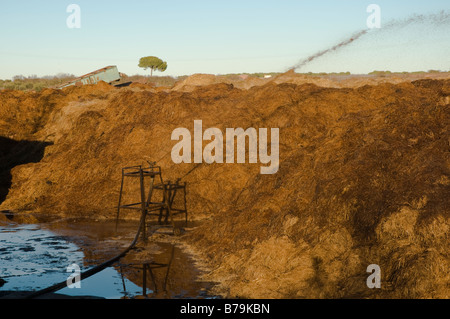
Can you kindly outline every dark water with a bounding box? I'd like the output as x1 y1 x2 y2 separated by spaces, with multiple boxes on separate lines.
0 220 216 299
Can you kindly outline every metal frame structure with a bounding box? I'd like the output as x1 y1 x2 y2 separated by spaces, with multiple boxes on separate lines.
115 163 188 239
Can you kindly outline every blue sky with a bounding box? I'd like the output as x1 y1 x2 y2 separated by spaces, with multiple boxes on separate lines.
0 0 449 79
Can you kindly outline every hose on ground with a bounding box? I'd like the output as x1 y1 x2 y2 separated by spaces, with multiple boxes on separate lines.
25 210 147 299
26 161 193 299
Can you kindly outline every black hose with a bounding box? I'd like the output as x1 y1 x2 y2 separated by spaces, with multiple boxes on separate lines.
25 211 147 299
26 162 192 299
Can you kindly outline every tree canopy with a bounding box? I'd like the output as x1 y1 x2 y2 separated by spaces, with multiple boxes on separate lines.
138 56 167 76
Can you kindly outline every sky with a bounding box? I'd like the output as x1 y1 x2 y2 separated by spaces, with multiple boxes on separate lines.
0 0 449 79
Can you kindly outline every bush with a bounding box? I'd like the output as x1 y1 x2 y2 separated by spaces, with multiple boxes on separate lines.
0 74 76 91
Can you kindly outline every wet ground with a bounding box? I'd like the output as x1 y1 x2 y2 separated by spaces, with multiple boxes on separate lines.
0 218 217 299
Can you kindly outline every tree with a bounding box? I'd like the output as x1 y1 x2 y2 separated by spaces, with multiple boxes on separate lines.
138 56 167 76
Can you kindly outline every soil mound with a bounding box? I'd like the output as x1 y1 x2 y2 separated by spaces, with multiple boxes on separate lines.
129 82 156 90
0 76 448 298
172 74 217 92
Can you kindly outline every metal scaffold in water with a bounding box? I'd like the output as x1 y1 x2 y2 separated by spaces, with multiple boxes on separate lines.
115 162 188 239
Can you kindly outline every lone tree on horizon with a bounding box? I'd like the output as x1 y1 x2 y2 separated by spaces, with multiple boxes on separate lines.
138 56 167 76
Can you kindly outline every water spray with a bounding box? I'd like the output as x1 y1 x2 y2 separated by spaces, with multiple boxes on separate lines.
290 11 450 72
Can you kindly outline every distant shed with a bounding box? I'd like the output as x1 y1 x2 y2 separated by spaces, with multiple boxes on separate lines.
57 66 121 89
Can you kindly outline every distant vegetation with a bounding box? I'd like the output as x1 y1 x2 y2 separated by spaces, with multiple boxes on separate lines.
242 72 281 78
1 70 448 92
0 73 183 91
369 70 446 76
121 74 184 87
0 73 75 91
301 71 351 76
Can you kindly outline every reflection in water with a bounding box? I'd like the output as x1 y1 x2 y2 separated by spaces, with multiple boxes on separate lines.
0 223 142 298
0 220 217 299
58 267 142 298
0 224 83 292
118 245 174 297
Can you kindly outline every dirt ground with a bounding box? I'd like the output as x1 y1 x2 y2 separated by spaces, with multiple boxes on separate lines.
0 71 449 298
